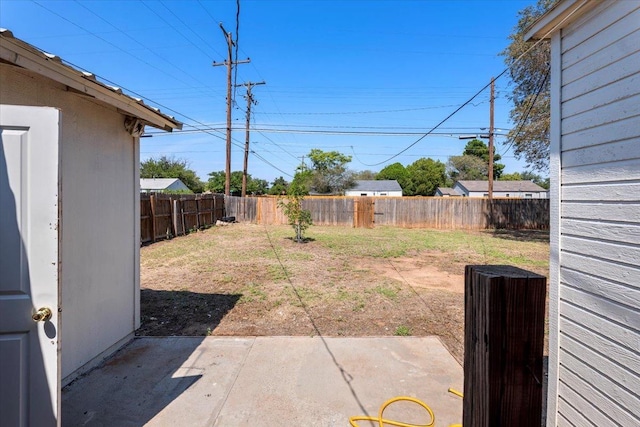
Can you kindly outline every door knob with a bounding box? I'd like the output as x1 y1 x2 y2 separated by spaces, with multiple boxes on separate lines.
32 307 52 322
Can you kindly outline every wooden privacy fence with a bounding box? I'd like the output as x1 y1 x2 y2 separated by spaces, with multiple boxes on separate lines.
140 193 225 244
224 196 549 230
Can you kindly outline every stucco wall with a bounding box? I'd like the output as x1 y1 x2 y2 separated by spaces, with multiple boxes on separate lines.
1 64 140 380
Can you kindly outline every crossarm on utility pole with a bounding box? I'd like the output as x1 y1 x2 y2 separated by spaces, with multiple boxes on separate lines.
212 23 250 196
235 81 266 197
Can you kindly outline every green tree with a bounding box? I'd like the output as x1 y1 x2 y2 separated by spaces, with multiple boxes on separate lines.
289 168 313 196
521 171 549 189
247 178 269 195
206 171 240 195
404 158 447 196
501 0 557 172
447 155 489 181
306 149 355 194
377 162 410 190
499 172 523 181
462 139 505 179
140 156 204 193
277 170 312 242
268 176 289 195
206 171 267 195
353 170 378 180
501 171 549 189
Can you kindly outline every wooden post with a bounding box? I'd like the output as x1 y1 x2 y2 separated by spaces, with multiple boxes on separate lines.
463 265 547 427
195 196 201 229
150 194 157 243
353 198 359 228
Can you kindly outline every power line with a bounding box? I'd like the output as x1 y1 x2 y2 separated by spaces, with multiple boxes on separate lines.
46 53 289 178
31 0 206 88
353 1 588 168
142 148 517 159
213 24 251 195
157 0 225 59
71 0 225 100
355 72 508 167
30 3 433 179
250 151 294 178
233 0 241 104
253 102 487 116
196 0 219 23
147 127 503 137
236 80 266 196
140 0 215 61
500 70 550 157
255 131 301 161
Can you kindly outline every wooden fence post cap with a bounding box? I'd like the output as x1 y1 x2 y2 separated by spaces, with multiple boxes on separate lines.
465 265 546 280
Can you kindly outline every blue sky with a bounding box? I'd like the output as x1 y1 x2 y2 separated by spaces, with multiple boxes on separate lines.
1 0 537 184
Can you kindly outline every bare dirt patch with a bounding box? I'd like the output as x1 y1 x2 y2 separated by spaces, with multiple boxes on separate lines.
359 254 465 293
138 223 549 364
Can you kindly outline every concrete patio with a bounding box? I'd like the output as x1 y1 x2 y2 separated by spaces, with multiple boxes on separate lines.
62 336 463 426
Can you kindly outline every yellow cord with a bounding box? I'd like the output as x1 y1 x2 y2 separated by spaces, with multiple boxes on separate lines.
348 396 435 427
349 389 464 427
447 388 463 399
447 388 463 427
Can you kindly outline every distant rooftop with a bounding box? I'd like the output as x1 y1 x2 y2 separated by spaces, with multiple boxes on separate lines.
140 178 185 190
455 180 547 192
436 187 459 196
350 180 402 192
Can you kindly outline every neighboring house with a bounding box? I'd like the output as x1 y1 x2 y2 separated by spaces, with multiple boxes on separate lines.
0 29 181 424
344 180 403 197
434 187 461 197
453 180 548 198
140 178 191 193
527 1 640 426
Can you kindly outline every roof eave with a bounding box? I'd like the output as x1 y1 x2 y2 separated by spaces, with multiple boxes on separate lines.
525 0 599 41
0 30 182 132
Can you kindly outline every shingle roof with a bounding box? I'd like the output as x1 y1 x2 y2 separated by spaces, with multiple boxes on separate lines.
456 180 547 192
140 178 184 190
350 180 403 192
0 28 182 132
436 187 460 196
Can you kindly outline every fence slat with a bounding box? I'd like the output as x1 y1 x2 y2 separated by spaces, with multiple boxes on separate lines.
222 196 549 230
142 196 549 245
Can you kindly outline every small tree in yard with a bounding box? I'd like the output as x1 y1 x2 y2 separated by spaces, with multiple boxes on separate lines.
277 174 312 242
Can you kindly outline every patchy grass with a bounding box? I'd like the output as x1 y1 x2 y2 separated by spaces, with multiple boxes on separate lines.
370 284 400 301
394 325 412 336
139 223 549 363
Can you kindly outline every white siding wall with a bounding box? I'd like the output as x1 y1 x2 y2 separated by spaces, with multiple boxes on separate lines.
555 1 640 425
0 65 139 381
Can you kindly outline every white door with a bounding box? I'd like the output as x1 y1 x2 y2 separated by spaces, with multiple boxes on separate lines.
0 105 61 426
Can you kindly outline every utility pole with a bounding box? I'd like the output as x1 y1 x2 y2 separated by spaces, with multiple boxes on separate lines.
213 23 250 196
235 81 265 197
488 77 495 200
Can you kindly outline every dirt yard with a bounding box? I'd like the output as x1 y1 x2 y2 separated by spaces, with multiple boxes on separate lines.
138 223 549 363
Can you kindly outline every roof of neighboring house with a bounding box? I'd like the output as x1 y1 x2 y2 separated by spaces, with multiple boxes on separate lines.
349 180 403 192
436 187 460 196
455 180 547 193
0 28 182 132
140 178 187 190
